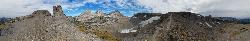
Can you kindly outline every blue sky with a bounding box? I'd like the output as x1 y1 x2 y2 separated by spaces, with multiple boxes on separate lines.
0 0 250 18
57 0 151 17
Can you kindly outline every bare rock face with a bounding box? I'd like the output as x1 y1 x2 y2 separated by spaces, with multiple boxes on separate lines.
76 10 96 22
53 5 66 17
108 10 124 18
31 10 51 16
82 10 92 15
96 10 105 17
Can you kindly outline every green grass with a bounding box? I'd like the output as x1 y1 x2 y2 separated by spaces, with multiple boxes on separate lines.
91 28 121 41
74 18 120 41
78 25 86 32
76 24 120 41
0 24 6 30
223 24 250 37
75 22 86 32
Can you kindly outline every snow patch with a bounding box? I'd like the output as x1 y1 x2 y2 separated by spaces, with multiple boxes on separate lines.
217 22 221 24
120 29 137 33
130 30 137 32
132 17 137 18
139 16 160 27
121 29 130 33
104 16 109 17
144 15 147 17
199 22 203 24
205 22 212 27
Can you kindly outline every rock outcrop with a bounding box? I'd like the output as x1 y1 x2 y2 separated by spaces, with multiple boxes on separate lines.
96 10 105 17
31 10 52 16
53 5 66 17
108 10 124 18
76 10 95 22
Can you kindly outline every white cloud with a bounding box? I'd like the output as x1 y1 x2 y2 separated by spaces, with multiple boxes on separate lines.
137 0 250 18
85 0 97 3
0 0 53 18
62 2 85 10
197 0 250 18
0 0 90 18
137 0 216 13
115 0 128 8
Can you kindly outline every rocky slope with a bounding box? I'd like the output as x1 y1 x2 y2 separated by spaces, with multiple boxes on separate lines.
118 12 249 41
0 5 102 41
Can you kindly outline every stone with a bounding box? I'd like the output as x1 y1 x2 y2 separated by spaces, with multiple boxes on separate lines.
96 10 105 17
31 10 51 17
109 10 124 17
53 5 65 17
76 10 95 22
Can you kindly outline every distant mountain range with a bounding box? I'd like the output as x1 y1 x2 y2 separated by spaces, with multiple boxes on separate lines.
0 17 10 24
240 19 250 24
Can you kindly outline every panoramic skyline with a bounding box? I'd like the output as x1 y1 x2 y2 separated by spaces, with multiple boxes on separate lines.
0 0 250 18
0 0 250 41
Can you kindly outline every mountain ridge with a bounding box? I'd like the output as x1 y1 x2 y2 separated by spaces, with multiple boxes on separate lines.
0 5 249 41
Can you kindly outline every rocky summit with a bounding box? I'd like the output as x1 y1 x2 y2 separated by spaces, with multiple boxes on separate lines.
0 5 249 41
